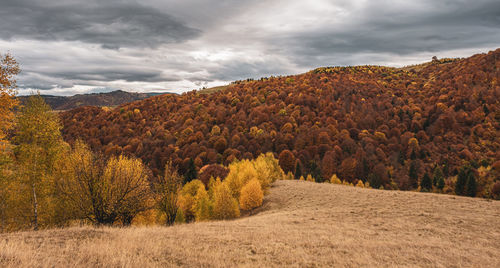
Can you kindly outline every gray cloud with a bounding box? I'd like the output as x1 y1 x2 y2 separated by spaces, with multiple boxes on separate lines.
0 0 200 49
1 0 499 95
274 0 500 67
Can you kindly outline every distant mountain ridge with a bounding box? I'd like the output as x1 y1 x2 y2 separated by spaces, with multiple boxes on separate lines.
18 90 172 110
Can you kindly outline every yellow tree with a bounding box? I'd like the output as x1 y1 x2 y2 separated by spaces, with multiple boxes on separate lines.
176 179 204 222
239 179 263 211
0 53 20 148
57 141 152 225
154 161 183 225
213 181 240 220
14 94 63 230
103 155 153 225
193 185 212 221
0 53 19 231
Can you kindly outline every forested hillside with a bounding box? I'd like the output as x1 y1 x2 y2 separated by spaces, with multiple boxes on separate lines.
18 90 170 111
60 49 500 198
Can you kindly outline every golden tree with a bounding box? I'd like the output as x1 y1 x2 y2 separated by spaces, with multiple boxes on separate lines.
0 53 20 148
57 141 152 225
154 161 182 225
14 94 63 230
103 155 152 225
0 53 19 231
224 159 258 199
193 185 212 221
176 179 204 222
212 181 240 220
239 179 263 211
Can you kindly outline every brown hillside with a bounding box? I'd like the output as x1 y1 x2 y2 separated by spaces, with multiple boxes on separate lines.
18 90 172 111
60 48 500 196
1 180 499 267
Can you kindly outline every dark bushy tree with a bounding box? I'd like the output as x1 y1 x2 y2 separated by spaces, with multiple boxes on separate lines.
433 166 443 186
409 161 419 189
278 150 295 174
465 172 477 197
294 162 302 180
455 166 468 196
184 158 198 184
420 173 432 192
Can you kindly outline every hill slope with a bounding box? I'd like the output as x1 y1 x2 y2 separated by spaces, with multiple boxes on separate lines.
60 49 500 196
18 90 172 111
1 180 499 267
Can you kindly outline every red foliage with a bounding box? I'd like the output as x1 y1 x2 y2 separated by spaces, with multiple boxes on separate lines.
59 48 500 192
199 164 229 187
278 150 295 174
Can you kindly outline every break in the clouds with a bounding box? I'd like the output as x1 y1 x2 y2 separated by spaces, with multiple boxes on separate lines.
0 0 499 96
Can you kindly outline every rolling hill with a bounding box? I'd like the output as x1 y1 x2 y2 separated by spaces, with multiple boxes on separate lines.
18 90 172 111
60 48 500 197
1 180 498 267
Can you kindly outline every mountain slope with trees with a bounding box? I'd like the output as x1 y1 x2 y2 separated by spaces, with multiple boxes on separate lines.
60 49 500 198
18 90 172 111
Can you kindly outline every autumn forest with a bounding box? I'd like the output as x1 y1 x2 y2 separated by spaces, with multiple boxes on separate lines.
62 48 500 197
1 48 500 233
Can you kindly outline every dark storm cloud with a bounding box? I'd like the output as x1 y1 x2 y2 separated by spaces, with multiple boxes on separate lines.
278 0 500 66
48 69 179 83
0 0 200 49
1 0 499 95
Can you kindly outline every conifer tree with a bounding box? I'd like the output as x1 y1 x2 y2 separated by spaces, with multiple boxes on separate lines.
437 176 445 190
465 173 477 197
294 162 302 180
433 166 444 186
455 167 468 196
420 173 432 192
409 161 419 189
184 158 198 184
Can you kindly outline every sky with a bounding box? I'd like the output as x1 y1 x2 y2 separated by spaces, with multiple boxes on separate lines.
1 0 499 96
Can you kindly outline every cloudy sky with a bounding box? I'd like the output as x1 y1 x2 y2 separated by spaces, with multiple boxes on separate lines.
1 0 499 96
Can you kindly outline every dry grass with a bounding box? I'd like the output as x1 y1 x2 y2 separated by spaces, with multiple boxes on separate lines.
1 180 499 267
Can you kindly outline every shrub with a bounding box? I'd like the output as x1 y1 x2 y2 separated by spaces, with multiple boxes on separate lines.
330 174 342 184
356 180 364 187
225 153 284 198
239 179 264 211
253 153 285 189
174 209 185 224
491 181 500 199
213 182 240 220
